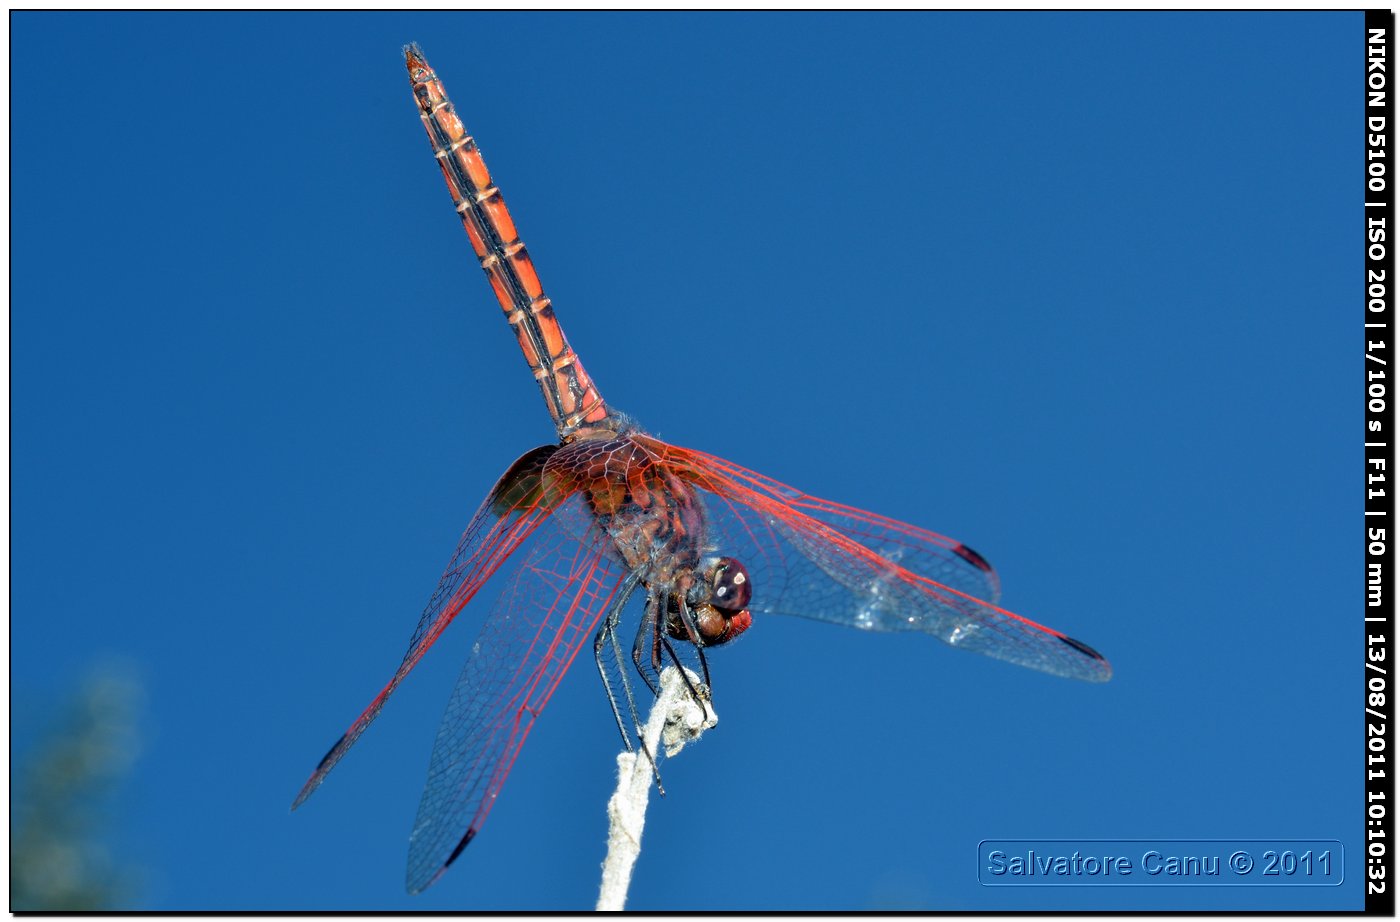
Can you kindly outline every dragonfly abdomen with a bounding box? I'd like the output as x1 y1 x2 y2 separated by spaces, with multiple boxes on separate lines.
405 45 609 439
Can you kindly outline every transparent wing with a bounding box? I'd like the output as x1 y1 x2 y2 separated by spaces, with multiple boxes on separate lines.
405 493 629 893
678 449 1001 603
293 445 564 810
642 438 1110 683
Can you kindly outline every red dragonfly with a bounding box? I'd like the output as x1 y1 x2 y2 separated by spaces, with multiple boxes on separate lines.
293 44 1111 895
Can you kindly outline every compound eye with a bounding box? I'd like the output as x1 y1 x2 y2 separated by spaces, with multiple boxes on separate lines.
707 556 752 612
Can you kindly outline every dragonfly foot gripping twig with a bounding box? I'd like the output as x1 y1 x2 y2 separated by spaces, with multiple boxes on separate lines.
596 667 717 911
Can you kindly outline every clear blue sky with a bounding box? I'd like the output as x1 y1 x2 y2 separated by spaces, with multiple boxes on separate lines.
13 11 1360 911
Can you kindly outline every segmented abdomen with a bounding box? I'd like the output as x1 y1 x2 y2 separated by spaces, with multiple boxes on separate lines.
405 46 609 438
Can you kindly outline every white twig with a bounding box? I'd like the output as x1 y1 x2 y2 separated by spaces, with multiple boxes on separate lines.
596 666 717 911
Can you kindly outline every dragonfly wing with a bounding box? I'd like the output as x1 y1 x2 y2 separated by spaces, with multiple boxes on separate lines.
404 493 628 893
634 438 999 603
643 439 1110 683
783 502 1000 603
293 445 564 810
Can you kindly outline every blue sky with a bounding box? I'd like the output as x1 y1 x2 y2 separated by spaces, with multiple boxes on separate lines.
12 11 1360 911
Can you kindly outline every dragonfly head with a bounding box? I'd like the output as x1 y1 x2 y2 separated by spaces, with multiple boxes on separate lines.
670 556 753 646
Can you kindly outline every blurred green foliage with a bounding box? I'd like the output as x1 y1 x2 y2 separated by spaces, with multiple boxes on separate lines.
11 664 145 910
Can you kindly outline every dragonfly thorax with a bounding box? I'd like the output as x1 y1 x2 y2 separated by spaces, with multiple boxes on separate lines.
547 435 754 647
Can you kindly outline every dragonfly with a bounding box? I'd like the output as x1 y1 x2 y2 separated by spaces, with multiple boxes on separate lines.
293 43 1112 895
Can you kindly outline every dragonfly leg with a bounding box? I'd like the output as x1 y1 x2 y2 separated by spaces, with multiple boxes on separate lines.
631 589 710 750
595 572 666 792
663 596 713 689
657 634 709 705
631 591 664 697
595 572 643 750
